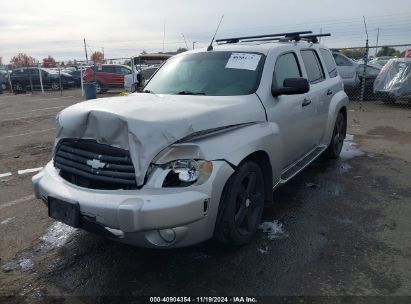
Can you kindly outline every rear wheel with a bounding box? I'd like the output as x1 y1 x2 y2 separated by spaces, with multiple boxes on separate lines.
13 82 23 92
324 111 346 159
214 161 265 245
51 82 60 91
95 82 103 94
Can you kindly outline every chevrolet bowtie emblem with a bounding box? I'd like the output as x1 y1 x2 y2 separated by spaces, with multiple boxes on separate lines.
86 159 107 169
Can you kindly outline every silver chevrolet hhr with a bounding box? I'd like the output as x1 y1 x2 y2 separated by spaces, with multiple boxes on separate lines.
33 31 348 248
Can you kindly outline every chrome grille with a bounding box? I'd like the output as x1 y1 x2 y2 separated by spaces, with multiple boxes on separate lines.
54 140 137 190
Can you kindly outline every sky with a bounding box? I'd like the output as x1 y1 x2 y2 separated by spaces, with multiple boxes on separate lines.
1 0 411 63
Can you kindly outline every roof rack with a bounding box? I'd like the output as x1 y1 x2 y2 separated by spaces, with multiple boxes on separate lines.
215 31 331 44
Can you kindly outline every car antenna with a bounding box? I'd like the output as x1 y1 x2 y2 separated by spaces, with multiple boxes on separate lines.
207 14 224 51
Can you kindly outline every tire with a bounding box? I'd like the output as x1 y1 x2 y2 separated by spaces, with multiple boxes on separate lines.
13 82 23 92
95 82 103 94
214 161 265 246
324 111 346 159
51 82 60 91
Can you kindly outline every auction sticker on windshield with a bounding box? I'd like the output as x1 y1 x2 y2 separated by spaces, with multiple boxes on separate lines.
225 53 261 70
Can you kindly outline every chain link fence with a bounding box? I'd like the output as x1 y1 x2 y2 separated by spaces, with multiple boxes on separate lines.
1 44 410 106
332 43 411 108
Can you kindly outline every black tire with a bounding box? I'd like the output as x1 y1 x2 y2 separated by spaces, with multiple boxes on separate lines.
214 161 265 246
95 82 103 94
51 82 60 91
324 111 346 159
13 82 23 92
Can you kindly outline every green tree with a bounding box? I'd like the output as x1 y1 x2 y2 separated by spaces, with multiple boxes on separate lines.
176 47 188 53
376 46 404 57
340 48 365 60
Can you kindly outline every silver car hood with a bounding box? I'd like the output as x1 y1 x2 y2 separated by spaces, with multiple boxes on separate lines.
56 93 266 185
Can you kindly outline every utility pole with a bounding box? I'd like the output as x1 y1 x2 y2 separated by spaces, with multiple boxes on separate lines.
83 38 89 65
162 20 166 52
192 41 197 50
101 47 105 60
375 27 380 56
182 34 189 50
359 16 369 110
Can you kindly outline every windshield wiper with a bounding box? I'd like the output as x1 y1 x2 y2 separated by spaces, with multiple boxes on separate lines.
175 90 206 95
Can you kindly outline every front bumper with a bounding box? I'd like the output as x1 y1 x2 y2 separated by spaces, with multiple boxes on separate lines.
32 161 233 248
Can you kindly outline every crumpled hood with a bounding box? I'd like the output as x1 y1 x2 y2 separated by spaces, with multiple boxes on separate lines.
56 93 266 185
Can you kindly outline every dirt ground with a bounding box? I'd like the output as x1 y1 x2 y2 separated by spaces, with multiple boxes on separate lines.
0 90 410 302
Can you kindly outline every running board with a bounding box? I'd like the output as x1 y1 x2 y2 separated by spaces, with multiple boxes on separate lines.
280 145 327 183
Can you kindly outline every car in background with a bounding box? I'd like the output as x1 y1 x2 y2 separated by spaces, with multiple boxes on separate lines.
332 52 381 98
124 65 160 92
125 53 174 92
10 68 74 92
369 56 395 68
68 70 82 87
83 64 131 93
0 70 11 91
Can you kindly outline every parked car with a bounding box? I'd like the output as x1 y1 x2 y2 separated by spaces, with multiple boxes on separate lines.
68 70 82 87
0 70 11 91
369 56 395 68
33 31 348 248
124 65 160 92
83 64 131 93
332 52 360 89
10 68 74 92
125 53 173 92
374 58 411 101
332 52 381 98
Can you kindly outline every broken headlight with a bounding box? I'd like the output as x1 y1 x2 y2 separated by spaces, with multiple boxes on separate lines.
162 159 213 187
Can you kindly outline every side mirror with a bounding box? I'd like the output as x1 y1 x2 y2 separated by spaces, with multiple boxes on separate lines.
271 78 309 97
136 73 142 83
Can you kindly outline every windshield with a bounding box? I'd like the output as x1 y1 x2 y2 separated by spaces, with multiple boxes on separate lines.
144 51 265 96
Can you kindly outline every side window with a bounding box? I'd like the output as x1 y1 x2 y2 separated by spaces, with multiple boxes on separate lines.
121 67 131 75
300 50 325 84
320 49 338 78
272 52 301 88
332 53 353 66
102 66 115 73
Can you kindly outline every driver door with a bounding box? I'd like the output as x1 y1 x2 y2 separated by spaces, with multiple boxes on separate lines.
265 52 316 168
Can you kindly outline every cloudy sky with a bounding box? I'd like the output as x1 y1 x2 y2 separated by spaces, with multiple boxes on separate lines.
1 0 410 63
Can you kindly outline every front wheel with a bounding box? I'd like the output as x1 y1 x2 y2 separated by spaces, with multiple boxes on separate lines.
214 161 265 246
324 111 346 159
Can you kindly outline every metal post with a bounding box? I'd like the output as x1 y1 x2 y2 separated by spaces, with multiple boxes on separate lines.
131 56 135 92
6 66 13 93
359 16 369 110
58 67 62 96
375 27 380 57
28 65 33 93
38 63 44 94
80 67 84 97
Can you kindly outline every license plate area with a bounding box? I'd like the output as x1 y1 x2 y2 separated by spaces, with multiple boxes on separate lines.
48 197 80 228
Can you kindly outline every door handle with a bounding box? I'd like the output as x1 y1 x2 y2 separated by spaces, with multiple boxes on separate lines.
302 98 311 107
327 89 333 96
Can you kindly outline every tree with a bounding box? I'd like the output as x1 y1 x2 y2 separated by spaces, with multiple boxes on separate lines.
90 51 104 63
10 53 37 67
140 50 147 55
376 46 404 57
340 48 365 60
42 55 57 68
176 47 188 54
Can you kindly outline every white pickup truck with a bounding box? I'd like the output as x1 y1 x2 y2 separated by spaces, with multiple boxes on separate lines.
33 31 348 248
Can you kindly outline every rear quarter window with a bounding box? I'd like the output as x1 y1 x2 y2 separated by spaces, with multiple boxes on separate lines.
320 49 338 78
300 50 325 84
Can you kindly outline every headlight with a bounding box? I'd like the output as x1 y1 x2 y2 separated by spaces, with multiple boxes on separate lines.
162 159 213 187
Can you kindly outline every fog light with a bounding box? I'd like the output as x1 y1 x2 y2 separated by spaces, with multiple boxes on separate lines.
159 229 176 243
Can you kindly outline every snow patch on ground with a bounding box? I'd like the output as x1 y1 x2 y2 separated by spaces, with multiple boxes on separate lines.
1 217 14 225
340 134 365 160
40 221 77 250
259 220 288 240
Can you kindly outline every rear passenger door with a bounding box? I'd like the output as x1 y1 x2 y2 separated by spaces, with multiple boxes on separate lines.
300 49 328 145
